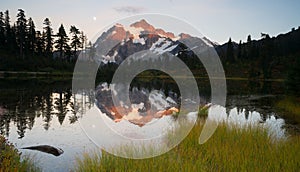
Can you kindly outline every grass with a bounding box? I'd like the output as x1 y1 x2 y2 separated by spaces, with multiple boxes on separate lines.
0 135 40 172
75 119 300 172
276 96 300 124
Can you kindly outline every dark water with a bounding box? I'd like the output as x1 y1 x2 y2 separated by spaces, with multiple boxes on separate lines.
0 78 291 171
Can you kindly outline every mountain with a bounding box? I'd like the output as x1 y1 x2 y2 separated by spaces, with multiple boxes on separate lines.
93 19 217 65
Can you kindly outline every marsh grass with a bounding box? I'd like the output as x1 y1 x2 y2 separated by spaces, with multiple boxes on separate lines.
75 120 300 172
276 96 300 124
0 135 40 172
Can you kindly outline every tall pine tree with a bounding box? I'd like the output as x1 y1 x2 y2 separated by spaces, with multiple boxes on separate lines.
246 34 253 59
260 33 273 79
43 18 53 57
4 10 15 52
226 38 234 62
69 25 81 58
27 17 36 56
0 12 5 49
237 40 242 60
16 9 27 59
247 35 251 43
35 31 45 55
55 24 69 60
80 31 86 50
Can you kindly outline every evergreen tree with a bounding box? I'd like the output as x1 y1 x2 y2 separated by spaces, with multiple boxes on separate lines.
226 38 234 62
16 9 27 59
246 34 253 59
4 10 10 39
69 25 81 58
78 31 87 60
260 33 273 79
43 18 53 57
0 12 5 49
247 35 251 43
55 24 69 60
237 40 242 60
10 24 18 53
79 31 86 50
4 10 14 51
88 41 95 61
27 17 36 56
35 31 44 55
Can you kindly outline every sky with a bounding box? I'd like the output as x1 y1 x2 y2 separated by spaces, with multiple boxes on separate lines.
1 0 299 44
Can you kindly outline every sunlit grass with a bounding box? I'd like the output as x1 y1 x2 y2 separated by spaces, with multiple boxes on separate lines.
75 119 300 171
0 135 40 172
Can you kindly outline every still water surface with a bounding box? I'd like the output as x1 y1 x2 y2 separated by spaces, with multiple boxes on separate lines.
0 78 290 171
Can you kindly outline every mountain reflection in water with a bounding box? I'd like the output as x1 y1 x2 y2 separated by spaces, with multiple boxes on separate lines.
95 83 180 127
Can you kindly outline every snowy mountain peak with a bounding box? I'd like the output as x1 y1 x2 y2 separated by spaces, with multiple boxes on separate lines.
179 33 192 39
93 19 218 64
155 28 176 39
95 23 130 43
130 19 155 32
114 23 124 28
129 19 176 39
96 19 218 45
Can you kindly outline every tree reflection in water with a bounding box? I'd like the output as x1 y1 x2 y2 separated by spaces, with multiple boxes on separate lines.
0 79 94 138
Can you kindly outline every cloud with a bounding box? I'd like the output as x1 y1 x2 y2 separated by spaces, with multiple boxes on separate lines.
114 6 146 14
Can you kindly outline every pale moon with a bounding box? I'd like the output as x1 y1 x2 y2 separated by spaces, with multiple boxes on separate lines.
93 16 97 21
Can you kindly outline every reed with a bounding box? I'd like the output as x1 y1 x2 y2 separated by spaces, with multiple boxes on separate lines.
75 119 300 172
276 96 300 124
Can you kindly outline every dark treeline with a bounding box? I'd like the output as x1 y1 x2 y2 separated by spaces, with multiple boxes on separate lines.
217 27 300 79
216 27 300 95
0 9 92 72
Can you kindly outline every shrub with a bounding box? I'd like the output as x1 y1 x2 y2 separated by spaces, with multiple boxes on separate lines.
0 135 39 172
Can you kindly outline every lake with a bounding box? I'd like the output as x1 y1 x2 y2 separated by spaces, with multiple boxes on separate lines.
0 77 294 171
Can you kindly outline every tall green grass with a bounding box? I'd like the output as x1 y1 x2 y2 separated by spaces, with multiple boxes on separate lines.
0 135 40 172
75 120 300 172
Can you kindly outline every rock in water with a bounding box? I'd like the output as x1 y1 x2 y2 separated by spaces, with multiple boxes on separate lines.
21 145 64 156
